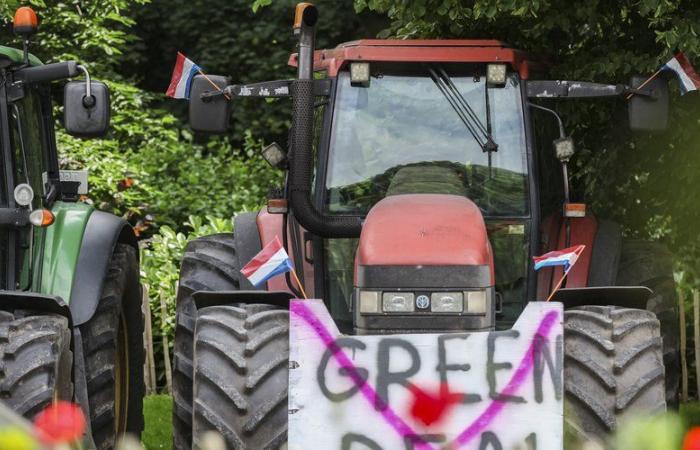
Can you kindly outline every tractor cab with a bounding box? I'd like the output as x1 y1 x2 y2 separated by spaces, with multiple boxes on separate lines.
301 41 534 333
187 37 668 333
177 3 675 449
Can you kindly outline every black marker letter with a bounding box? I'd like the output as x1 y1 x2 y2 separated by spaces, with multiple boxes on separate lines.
436 334 481 403
317 337 368 402
487 330 525 403
376 338 420 411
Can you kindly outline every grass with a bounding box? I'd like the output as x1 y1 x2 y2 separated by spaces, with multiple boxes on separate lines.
139 395 700 450
142 395 172 449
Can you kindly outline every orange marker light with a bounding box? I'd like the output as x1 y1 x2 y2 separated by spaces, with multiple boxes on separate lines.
293 2 317 29
29 209 55 227
13 7 38 35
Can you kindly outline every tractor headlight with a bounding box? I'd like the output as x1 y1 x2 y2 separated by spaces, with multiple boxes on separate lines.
431 292 463 313
13 183 34 207
356 288 491 315
359 290 380 314
382 292 414 313
465 290 488 314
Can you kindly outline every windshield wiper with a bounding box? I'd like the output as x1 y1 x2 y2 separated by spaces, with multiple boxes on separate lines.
427 65 498 154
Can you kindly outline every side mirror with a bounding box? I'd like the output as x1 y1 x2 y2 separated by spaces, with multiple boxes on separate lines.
188 74 231 134
64 81 110 137
628 76 669 131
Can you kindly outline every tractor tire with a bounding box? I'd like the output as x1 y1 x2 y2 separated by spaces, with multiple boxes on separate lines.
0 312 72 419
564 306 666 441
192 304 289 450
79 243 145 450
173 234 242 450
616 239 679 406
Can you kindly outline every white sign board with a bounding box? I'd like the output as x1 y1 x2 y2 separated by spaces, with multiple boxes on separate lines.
288 301 563 450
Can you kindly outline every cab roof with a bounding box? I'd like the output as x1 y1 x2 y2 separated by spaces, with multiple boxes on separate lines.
0 45 42 68
289 39 543 78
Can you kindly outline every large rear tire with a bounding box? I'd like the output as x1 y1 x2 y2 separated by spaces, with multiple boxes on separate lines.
192 304 289 450
616 239 680 406
79 243 145 450
564 306 666 442
173 234 242 450
0 312 72 419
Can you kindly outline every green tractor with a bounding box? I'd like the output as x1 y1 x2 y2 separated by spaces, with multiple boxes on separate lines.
0 7 144 449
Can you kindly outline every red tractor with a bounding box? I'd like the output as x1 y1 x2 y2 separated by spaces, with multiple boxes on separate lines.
173 4 677 449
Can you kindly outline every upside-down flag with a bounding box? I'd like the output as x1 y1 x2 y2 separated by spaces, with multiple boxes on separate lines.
166 52 201 99
533 244 586 274
240 236 294 287
662 52 700 95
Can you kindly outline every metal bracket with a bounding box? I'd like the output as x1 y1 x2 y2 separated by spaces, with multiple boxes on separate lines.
527 80 627 98
201 78 332 101
0 207 29 228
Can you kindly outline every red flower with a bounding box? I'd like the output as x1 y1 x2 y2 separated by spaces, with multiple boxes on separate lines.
684 427 700 450
33 401 86 444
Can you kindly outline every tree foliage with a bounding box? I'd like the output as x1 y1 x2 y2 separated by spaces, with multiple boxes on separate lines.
127 0 383 146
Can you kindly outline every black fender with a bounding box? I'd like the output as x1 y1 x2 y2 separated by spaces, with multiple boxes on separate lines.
69 210 139 326
234 212 264 290
0 290 72 326
553 286 653 310
192 290 293 311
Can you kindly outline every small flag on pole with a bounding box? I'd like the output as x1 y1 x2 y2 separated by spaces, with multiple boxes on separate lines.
534 244 586 302
240 236 294 288
661 52 700 95
166 52 201 99
533 244 586 273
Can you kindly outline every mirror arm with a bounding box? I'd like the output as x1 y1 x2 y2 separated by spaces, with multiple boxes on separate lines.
622 86 658 99
527 80 626 98
528 102 566 138
76 65 93 106
200 78 332 102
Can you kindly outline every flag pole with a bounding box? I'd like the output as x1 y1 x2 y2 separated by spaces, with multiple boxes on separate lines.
626 68 663 100
197 69 231 100
546 270 570 302
290 269 308 299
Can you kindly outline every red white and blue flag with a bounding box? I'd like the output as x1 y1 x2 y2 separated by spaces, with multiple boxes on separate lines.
240 236 294 287
662 52 700 95
533 244 586 273
166 52 201 99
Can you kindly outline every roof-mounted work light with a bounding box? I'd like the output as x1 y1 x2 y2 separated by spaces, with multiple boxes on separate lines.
487 63 507 86
350 62 370 87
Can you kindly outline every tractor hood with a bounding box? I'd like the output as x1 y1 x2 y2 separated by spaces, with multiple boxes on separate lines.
352 194 496 333
355 194 495 288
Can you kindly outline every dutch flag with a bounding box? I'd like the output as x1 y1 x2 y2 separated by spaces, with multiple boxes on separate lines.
166 52 201 99
533 244 586 273
240 236 294 288
662 52 700 95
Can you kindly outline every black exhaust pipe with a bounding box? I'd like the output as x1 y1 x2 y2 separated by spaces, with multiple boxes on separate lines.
288 4 361 238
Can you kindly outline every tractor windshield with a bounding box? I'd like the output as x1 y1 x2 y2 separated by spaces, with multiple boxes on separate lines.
325 64 528 217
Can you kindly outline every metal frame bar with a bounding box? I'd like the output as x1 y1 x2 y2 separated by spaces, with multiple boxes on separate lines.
0 70 17 289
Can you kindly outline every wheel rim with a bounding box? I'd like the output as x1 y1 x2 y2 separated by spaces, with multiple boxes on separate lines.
115 313 130 434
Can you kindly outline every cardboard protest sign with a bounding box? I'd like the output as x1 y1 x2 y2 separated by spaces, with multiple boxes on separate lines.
288 300 563 450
